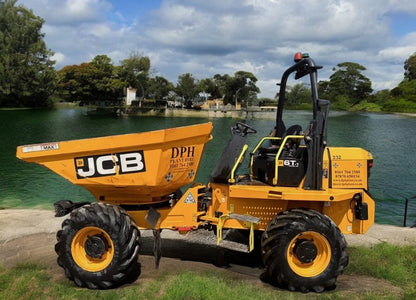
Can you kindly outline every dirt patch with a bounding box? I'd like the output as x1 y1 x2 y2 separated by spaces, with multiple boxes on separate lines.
0 231 403 297
336 275 403 298
0 209 413 297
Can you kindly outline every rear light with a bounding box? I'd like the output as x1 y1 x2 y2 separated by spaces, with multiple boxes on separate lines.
367 160 373 177
367 159 373 189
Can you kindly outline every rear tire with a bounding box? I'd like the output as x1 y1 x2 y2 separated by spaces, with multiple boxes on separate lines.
261 208 348 292
55 203 141 289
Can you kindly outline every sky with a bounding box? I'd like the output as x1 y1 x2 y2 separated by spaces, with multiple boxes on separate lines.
17 0 416 98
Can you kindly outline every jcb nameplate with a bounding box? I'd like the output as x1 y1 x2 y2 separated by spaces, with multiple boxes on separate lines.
75 151 146 179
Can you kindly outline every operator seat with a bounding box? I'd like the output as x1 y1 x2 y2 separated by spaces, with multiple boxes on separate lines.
281 124 303 157
267 124 303 149
252 124 307 186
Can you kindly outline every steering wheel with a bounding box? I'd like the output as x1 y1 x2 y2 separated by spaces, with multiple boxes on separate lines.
235 122 257 136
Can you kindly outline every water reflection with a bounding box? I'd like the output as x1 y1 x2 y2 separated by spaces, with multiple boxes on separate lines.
1 109 415 225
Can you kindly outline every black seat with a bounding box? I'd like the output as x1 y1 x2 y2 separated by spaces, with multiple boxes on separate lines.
285 124 302 136
261 124 303 155
253 124 306 186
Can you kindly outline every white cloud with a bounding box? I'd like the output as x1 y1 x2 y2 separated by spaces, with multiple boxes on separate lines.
21 0 112 25
16 0 416 97
51 52 65 65
377 46 415 63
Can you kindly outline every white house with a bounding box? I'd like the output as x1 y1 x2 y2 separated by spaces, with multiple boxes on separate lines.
125 87 137 106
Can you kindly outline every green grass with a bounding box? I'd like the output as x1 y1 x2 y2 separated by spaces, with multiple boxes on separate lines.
346 243 416 299
0 265 287 300
1 243 415 300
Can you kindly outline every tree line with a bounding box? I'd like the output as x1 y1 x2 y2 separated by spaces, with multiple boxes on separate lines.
56 53 260 109
288 59 416 113
1 0 415 113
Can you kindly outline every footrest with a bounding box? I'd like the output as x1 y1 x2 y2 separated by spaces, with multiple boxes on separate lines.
229 213 261 224
216 213 261 253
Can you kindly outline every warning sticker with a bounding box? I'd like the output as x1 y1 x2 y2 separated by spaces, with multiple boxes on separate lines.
184 192 196 204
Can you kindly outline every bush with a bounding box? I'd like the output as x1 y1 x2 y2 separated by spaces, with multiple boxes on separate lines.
331 95 351 110
351 101 382 112
382 98 416 113
290 102 313 110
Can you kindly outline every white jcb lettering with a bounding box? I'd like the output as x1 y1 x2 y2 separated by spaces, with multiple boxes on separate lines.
75 151 145 179
96 155 118 175
77 157 95 177
119 152 143 173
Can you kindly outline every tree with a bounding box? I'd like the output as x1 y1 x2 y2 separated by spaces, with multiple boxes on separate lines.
176 73 199 108
56 63 92 103
119 53 150 99
390 80 416 102
328 62 372 106
286 83 311 107
235 71 259 106
197 78 222 100
0 0 56 107
384 53 416 113
147 76 173 104
404 52 416 81
367 89 390 106
90 55 125 102
222 71 260 106
57 55 125 105
213 73 231 100
318 80 330 99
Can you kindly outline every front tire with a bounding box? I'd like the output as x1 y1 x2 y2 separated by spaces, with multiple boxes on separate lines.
261 208 348 292
55 203 141 289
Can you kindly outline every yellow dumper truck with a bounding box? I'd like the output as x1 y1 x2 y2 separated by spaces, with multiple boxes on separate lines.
16 53 375 292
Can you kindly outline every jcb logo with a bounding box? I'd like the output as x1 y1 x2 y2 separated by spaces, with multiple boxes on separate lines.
75 151 145 179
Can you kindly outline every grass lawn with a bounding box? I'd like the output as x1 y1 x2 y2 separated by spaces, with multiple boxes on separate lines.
1 243 415 300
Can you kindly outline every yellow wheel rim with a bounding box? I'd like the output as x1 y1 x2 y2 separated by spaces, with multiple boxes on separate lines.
71 226 114 272
286 231 331 277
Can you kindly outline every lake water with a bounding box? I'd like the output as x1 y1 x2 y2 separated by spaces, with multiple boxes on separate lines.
1 108 415 226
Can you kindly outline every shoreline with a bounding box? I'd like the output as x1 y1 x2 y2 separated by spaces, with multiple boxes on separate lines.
3 106 416 119
1 208 415 247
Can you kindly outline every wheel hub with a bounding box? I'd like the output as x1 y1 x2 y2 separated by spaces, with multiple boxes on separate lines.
85 235 108 259
293 239 317 263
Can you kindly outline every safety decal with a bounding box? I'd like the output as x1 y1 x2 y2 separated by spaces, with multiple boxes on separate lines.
184 192 196 204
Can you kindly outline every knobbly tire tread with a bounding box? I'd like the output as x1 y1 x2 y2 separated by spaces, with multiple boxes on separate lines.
55 202 141 289
261 208 348 293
